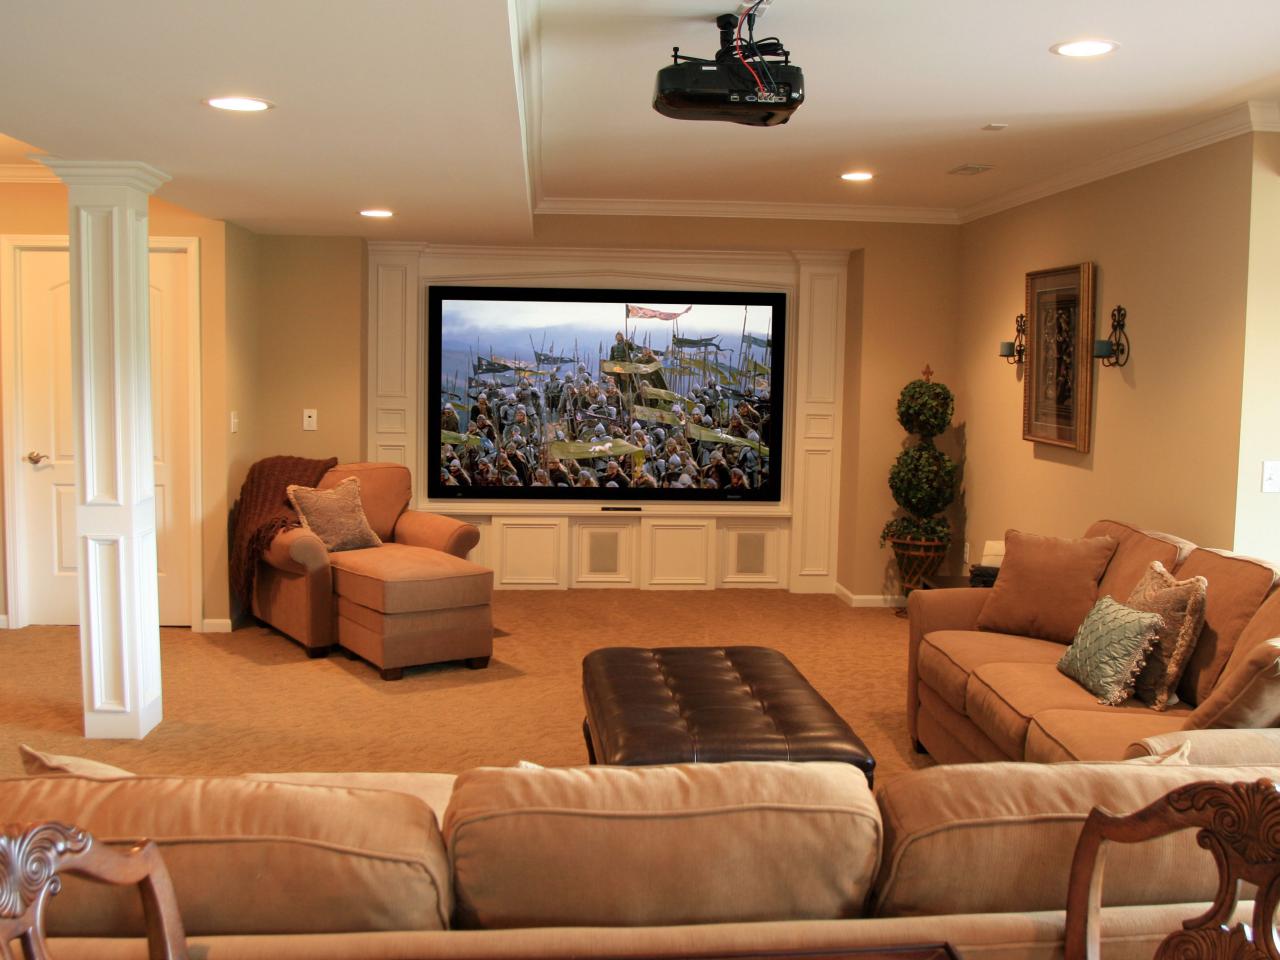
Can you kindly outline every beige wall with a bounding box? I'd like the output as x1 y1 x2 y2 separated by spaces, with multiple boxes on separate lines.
531 216 963 598
1234 132 1280 560
249 235 366 466
956 134 1255 559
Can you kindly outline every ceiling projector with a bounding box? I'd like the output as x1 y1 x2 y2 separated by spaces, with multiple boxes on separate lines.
653 12 804 127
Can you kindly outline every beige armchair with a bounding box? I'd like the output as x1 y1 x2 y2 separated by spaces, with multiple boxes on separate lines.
253 462 493 679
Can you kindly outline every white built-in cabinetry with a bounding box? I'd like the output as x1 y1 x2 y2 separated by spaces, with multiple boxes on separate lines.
366 243 848 593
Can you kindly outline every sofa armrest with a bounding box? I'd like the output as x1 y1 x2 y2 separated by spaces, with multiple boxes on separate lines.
906 588 991 743
261 526 330 575
394 510 480 558
1125 728 1280 764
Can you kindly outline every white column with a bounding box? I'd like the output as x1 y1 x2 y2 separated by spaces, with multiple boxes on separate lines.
788 251 850 593
41 159 171 739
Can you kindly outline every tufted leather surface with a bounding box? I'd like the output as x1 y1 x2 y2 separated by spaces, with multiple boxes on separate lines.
582 646 875 785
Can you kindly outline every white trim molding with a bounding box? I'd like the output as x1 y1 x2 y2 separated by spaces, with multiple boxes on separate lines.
835 584 906 609
0 163 60 184
536 196 960 225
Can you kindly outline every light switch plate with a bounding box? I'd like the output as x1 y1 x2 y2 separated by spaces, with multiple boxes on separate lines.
230 411 239 434
1264 460 1280 494
302 408 318 431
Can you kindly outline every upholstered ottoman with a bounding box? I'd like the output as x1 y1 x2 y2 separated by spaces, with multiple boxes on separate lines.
330 543 494 680
582 646 876 786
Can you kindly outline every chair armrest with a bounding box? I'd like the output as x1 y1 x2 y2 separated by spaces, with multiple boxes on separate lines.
261 526 330 575
1125 728 1280 764
906 587 991 742
394 510 480 558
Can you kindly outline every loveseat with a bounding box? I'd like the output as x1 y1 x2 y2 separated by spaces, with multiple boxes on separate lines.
252 461 493 679
3 730 1278 960
908 519 1280 764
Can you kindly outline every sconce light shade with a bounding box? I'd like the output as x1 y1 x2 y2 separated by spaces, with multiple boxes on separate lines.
999 341 1015 358
1092 339 1114 359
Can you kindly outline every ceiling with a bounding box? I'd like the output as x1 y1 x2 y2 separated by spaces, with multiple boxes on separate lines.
2 1 1279 240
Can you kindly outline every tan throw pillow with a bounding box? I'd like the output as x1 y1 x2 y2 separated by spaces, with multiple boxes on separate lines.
287 476 382 552
976 530 1118 643
19 744 134 779
1126 560 1208 710
1186 638 1280 730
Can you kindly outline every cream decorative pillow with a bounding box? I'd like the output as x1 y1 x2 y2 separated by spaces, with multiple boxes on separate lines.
19 744 134 779
1126 561 1208 710
287 476 382 552
1058 596 1163 705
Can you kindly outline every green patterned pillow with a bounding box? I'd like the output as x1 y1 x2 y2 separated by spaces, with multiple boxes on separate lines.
1058 596 1164 706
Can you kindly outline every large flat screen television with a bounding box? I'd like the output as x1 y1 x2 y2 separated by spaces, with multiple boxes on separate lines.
427 286 785 502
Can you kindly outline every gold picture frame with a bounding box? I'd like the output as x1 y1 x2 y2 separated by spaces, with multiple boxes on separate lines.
1022 262 1095 452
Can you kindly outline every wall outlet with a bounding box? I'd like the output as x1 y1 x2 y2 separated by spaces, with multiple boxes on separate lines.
1264 460 1280 494
229 411 239 434
302 408 318 431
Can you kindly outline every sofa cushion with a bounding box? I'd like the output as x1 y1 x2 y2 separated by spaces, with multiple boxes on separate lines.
1025 709 1191 763
872 761 1278 917
1128 728 1280 763
1126 561 1208 710
966 662 1163 760
0 775 452 936
917 685 1011 762
1219 587 1280 684
1172 548 1280 705
330 542 493 614
443 761 881 929
1057 597 1163 706
241 771 457 828
320 462 411 542
917 630 1063 714
288 476 383 552
1084 520 1195 601
1185 639 1280 730
976 530 1117 643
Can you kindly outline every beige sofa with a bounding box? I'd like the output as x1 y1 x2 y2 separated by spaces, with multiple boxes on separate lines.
3 729 1277 960
252 462 494 679
908 519 1280 764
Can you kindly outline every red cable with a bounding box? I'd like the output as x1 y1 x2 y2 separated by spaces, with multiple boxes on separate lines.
735 3 766 95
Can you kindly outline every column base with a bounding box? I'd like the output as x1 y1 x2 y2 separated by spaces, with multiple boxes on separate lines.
83 695 163 740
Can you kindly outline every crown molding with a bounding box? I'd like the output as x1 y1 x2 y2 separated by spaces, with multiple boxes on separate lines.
418 242 803 268
535 196 961 225
38 159 171 194
0 163 59 183
958 100 1272 224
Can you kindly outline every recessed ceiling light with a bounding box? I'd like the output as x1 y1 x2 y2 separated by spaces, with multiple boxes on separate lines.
204 96 273 112
840 171 874 182
360 209 394 218
1050 39 1118 58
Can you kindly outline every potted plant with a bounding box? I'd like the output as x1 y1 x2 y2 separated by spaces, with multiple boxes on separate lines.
880 366 958 594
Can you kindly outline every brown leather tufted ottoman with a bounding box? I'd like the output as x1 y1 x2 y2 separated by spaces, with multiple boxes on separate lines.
582 646 876 786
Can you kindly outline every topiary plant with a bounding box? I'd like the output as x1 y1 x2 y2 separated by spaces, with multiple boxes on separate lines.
880 366 958 556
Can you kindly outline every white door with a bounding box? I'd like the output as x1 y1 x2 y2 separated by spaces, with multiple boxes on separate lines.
15 246 192 625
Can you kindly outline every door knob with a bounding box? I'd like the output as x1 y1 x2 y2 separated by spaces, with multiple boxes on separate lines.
24 451 49 465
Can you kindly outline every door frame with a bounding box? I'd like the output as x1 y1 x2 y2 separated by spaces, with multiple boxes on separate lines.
0 234 204 629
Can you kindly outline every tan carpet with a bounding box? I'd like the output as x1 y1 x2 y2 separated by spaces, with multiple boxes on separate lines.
0 590 931 784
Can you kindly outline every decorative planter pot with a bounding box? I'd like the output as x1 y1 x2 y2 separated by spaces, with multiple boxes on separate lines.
889 537 948 594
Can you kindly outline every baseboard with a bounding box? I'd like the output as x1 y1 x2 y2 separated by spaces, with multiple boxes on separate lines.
843 592 906 608
200 618 233 634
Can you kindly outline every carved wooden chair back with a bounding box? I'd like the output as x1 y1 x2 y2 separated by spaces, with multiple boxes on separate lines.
0 820 188 960
1065 778 1280 960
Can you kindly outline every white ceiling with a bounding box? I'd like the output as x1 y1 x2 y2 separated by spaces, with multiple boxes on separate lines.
2 1 1279 239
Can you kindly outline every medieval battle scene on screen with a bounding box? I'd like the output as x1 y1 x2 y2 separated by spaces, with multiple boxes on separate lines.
431 289 782 500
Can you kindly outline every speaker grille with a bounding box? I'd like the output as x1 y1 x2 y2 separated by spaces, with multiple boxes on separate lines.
736 531 766 576
588 530 620 575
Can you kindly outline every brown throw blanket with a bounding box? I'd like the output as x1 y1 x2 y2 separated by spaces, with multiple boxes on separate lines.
230 455 338 609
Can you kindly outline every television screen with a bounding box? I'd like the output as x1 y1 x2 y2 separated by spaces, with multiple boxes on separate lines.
427 286 785 502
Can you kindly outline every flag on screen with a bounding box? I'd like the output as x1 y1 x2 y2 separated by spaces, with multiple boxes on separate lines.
626 304 692 321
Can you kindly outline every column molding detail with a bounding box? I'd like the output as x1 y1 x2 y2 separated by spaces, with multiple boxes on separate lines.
42 158 170 739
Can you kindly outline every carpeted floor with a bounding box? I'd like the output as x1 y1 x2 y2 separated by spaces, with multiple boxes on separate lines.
0 590 931 784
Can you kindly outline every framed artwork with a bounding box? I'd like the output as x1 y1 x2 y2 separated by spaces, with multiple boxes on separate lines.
1022 262 1095 452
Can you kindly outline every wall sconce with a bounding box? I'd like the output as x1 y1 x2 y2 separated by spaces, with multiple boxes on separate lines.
998 313 1027 364
1092 305 1130 367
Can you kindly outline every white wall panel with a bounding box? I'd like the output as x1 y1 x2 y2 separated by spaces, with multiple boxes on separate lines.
642 519 714 588
494 517 567 588
718 520 787 587
572 519 638 587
